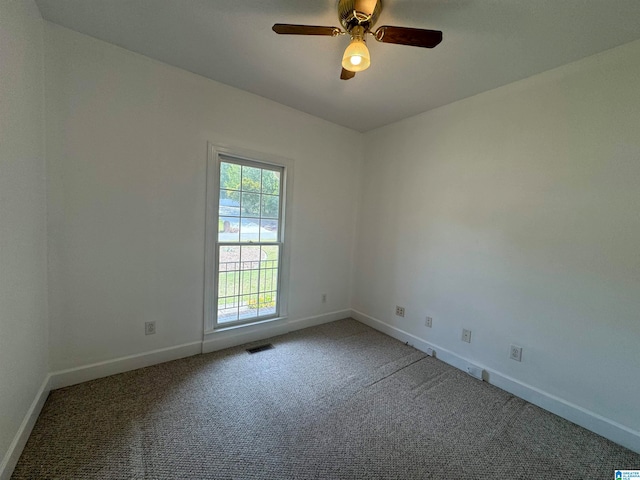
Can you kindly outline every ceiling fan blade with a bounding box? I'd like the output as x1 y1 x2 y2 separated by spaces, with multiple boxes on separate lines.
340 68 356 80
272 24 341 36
374 26 443 48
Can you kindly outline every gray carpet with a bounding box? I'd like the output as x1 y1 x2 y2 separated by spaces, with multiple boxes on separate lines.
12 318 640 479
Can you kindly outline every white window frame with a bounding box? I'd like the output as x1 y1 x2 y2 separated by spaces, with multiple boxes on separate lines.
204 143 293 332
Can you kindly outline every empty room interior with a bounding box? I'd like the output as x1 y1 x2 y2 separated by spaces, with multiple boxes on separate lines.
2 0 640 478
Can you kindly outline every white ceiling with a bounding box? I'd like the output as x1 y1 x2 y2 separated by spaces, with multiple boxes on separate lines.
35 0 640 132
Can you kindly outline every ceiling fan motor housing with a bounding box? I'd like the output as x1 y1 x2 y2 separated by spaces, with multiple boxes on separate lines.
338 0 382 34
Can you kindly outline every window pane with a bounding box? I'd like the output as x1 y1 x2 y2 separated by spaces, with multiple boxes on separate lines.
218 269 240 298
218 309 238 323
257 292 277 317
261 195 279 219
218 246 240 299
218 216 239 242
241 192 261 217
220 162 241 191
259 219 278 242
260 246 279 294
239 268 255 295
219 189 240 216
241 166 262 192
239 295 259 320
215 244 280 324
239 217 261 243
257 245 278 317
262 170 280 195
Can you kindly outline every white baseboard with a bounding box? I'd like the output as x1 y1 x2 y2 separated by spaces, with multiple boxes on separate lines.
51 311 351 388
351 309 640 454
287 309 351 332
0 374 51 480
49 341 202 390
202 309 350 354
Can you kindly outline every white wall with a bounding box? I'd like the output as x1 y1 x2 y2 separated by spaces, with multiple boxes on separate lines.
16 10 638 460
0 0 48 467
353 40 640 434
45 24 362 371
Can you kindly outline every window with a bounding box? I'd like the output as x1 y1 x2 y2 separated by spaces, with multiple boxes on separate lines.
205 145 292 331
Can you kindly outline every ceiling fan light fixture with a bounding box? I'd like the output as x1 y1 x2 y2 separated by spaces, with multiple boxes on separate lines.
272 0 444 80
342 36 370 72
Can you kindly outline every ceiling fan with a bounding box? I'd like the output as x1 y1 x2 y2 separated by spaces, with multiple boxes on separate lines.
272 0 443 80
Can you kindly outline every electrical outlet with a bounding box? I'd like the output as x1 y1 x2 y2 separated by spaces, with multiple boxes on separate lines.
395 306 405 317
321 293 327 303
425 316 433 328
510 345 523 362
145 321 156 335
461 328 472 343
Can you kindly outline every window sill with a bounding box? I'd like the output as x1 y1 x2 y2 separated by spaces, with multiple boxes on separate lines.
205 315 288 335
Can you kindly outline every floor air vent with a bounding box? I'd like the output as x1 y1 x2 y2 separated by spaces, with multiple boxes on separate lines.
246 343 274 354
